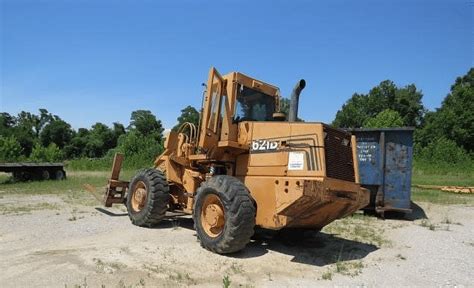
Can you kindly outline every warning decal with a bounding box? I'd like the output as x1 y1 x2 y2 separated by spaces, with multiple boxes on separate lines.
288 152 305 170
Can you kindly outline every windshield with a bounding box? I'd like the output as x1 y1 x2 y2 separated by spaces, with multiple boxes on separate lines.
233 86 275 122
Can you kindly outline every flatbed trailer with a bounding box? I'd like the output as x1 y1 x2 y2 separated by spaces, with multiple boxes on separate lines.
0 162 66 181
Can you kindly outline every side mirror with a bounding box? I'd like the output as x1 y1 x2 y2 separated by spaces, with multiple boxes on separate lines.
273 112 286 121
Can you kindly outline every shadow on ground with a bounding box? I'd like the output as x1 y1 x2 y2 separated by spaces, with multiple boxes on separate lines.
237 231 378 266
362 201 428 221
95 207 128 217
96 209 378 267
157 217 378 266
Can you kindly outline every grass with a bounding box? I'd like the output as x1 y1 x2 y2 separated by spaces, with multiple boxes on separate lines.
320 258 364 280
412 160 474 187
0 202 60 215
0 170 138 207
411 187 474 205
411 160 474 205
335 260 364 276
0 170 137 195
322 213 388 247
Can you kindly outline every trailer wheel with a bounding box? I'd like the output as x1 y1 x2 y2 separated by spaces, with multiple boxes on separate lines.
41 170 50 180
193 175 256 254
55 170 66 180
126 169 170 227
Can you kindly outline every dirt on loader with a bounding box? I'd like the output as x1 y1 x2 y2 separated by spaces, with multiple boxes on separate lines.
0 179 473 287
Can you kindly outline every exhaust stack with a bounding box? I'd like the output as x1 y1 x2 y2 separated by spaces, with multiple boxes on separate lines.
288 79 306 122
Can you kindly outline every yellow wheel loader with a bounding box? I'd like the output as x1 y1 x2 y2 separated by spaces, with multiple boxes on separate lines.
103 67 369 254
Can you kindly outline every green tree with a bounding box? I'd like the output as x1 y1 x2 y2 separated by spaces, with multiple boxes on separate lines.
129 110 164 141
114 130 164 166
30 142 64 162
64 128 89 158
40 119 73 149
333 80 424 128
364 109 404 128
0 136 23 162
415 68 474 152
0 112 15 137
417 137 470 164
82 123 115 158
172 106 200 131
112 122 126 141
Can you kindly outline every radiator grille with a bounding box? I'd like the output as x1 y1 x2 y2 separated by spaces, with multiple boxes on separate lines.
324 126 355 182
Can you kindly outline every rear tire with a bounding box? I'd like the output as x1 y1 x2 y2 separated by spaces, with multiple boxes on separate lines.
126 169 170 227
193 175 256 254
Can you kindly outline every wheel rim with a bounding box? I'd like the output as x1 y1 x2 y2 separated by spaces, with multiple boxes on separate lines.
201 194 225 238
131 181 148 212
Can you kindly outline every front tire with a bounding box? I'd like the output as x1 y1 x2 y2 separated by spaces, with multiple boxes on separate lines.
126 169 170 227
193 175 256 254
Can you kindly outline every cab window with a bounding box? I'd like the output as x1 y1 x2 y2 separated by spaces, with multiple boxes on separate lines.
233 86 275 122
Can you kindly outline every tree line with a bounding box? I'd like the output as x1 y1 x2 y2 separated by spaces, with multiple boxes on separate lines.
0 68 472 167
332 68 473 165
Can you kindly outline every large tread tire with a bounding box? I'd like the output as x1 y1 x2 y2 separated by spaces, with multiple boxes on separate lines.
126 169 170 227
193 175 256 254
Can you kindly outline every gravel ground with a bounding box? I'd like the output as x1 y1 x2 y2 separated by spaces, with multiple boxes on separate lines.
0 193 473 287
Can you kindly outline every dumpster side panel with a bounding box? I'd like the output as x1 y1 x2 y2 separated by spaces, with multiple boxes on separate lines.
383 131 413 211
355 132 383 185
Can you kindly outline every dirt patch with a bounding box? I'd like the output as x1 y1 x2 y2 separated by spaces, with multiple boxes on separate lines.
0 193 473 287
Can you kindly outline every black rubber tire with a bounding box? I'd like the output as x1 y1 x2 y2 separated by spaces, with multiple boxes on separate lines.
55 170 66 180
126 169 170 227
41 170 50 180
193 175 256 254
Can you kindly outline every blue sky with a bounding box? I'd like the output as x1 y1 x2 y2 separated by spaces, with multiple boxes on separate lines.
1 0 472 130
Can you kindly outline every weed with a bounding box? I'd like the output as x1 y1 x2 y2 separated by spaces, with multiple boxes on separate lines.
321 270 333 280
65 277 88 288
229 262 244 274
442 217 452 224
441 217 462 226
169 272 195 285
334 261 363 276
266 272 273 281
93 258 126 274
142 264 162 274
222 275 231 288
396 254 407 260
420 219 436 231
120 246 130 254
171 219 180 230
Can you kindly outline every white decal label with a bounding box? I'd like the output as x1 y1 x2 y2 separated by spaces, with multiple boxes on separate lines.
288 152 305 170
251 140 279 151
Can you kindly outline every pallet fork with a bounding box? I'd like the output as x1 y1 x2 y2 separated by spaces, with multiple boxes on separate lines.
103 153 129 207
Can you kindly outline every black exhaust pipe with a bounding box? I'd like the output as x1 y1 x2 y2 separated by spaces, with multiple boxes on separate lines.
288 79 306 122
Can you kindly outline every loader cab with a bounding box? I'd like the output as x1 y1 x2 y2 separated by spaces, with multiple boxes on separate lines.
233 85 276 123
198 67 281 152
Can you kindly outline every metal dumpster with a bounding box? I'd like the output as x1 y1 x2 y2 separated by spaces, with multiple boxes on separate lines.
349 128 414 216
